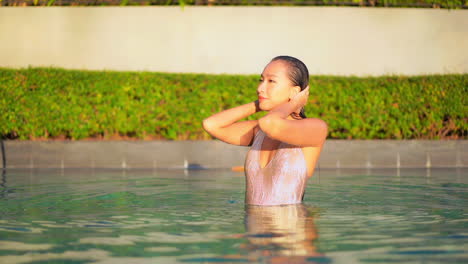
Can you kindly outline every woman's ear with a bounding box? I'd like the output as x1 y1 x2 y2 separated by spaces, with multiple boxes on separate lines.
289 86 301 100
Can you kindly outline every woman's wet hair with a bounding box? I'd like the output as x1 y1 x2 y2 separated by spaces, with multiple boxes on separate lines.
271 55 309 119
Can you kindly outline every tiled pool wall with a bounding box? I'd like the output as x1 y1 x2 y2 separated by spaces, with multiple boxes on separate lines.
1 140 466 169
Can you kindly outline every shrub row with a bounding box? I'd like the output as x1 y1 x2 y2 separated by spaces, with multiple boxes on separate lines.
0 67 466 140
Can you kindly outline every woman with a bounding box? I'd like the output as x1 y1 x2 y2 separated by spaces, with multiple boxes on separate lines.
203 56 327 206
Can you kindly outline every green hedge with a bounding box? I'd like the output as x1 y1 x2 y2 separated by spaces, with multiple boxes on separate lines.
0 67 466 140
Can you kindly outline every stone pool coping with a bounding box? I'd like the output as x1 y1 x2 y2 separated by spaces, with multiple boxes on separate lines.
0 140 466 169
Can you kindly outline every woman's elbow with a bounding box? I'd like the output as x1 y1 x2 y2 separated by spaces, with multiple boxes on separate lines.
301 120 328 147
202 118 215 134
317 119 329 141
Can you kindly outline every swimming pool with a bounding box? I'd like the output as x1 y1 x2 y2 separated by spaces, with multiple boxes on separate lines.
0 168 466 263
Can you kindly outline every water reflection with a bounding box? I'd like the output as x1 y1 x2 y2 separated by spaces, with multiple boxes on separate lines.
0 168 6 197
1 169 466 264
0 168 12 199
243 204 324 263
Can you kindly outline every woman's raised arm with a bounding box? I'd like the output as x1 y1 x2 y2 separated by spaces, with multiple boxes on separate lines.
202 101 261 146
258 87 328 147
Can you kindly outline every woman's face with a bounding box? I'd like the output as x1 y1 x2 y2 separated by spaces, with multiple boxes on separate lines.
257 60 297 111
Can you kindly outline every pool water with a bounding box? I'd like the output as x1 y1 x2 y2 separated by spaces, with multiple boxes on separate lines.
0 168 466 264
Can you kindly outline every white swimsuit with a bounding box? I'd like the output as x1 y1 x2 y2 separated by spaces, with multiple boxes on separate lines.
244 129 308 206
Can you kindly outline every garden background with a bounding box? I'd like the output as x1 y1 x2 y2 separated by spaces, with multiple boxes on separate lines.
0 2 467 141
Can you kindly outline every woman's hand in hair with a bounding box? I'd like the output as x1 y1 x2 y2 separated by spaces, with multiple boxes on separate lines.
291 86 309 110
